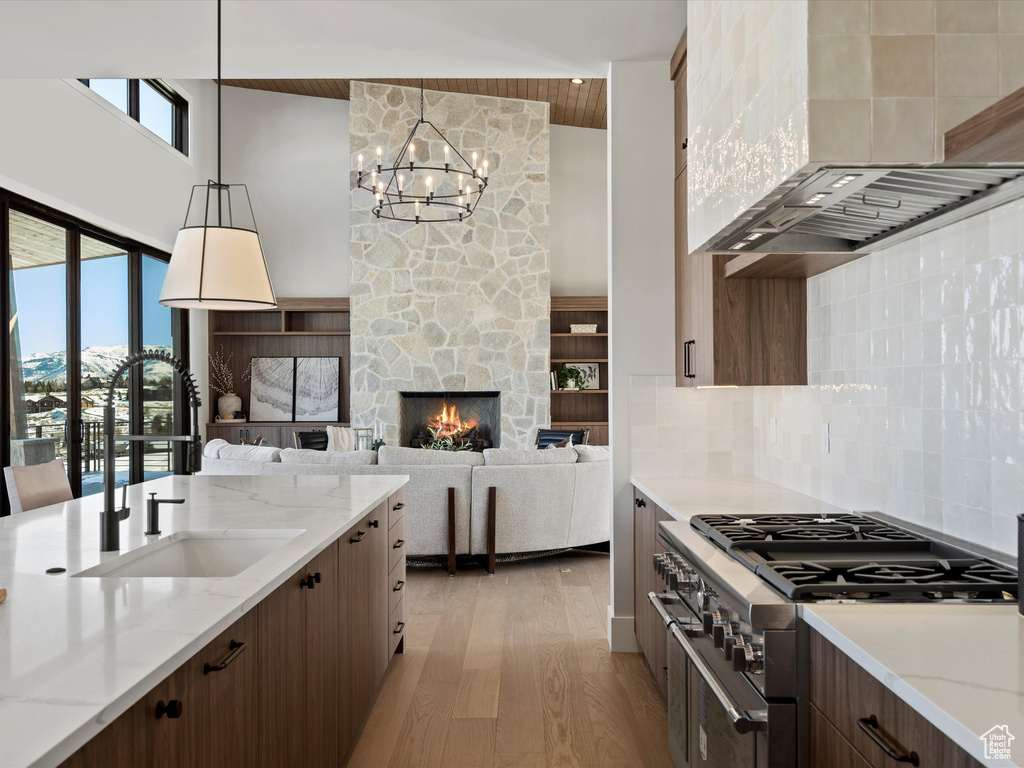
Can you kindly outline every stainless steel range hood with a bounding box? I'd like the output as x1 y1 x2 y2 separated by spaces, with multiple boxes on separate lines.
708 166 1024 255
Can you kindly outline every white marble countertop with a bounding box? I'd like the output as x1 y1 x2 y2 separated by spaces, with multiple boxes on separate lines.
0 473 408 768
632 474 1024 767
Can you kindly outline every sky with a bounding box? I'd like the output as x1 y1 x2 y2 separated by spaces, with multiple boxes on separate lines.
12 255 171 357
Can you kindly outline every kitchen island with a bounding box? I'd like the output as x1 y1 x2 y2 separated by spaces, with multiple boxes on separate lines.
633 473 1022 768
0 473 408 768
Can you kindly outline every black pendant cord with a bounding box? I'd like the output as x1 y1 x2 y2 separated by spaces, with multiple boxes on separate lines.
420 78 424 122
217 0 222 186
216 0 222 224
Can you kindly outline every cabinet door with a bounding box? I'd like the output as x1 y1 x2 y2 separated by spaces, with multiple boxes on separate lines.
59 700 139 767
685 248 715 387
257 572 307 768
675 169 689 387
305 543 342 767
193 611 259 768
809 704 873 768
339 505 389 756
674 64 687 175
135 660 194 768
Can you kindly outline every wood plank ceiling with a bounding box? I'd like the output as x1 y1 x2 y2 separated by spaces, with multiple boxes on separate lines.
221 78 608 129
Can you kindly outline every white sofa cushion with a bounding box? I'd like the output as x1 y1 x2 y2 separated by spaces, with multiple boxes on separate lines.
572 444 610 463
215 443 283 463
483 447 578 465
280 448 378 466
378 445 484 467
204 438 230 459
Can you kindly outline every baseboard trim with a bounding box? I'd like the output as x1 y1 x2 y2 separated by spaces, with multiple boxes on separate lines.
608 609 639 652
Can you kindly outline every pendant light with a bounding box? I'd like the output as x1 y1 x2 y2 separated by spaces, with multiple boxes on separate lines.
160 0 276 310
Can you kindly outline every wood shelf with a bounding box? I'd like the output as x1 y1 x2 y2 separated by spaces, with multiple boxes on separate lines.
550 297 608 444
207 297 351 428
211 331 351 337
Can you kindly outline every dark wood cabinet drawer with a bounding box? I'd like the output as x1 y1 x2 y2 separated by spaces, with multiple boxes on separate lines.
388 514 406 573
389 487 406 529
389 595 406 657
389 559 407 616
810 630 982 768
810 703 873 768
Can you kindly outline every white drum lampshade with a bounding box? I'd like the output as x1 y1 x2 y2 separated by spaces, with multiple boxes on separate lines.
160 182 276 310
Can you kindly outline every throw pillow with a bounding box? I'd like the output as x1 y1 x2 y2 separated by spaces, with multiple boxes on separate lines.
326 425 356 452
546 436 573 449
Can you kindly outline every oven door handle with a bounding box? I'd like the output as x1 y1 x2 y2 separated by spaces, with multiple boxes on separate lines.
648 592 678 627
669 623 768 734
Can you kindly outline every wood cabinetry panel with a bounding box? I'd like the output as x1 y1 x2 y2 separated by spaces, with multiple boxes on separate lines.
389 486 407 529
389 514 407 573
305 544 341 766
257 573 307 768
810 703 873 768
192 611 258 768
810 629 983 768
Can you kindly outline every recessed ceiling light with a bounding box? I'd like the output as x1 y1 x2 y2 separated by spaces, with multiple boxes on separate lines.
571 78 585 85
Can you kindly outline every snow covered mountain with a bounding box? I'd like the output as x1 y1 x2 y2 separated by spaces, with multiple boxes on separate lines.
20 345 172 384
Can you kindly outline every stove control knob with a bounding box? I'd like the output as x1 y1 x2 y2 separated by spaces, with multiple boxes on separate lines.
712 623 725 647
702 611 714 635
732 642 749 671
742 644 764 674
723 637 736 660
666 569 680 591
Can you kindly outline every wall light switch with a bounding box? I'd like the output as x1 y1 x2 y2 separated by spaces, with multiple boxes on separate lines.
821 422 830 454
770 418 777 445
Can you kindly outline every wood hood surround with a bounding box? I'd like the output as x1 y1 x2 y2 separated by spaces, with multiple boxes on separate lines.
686 0 1024 280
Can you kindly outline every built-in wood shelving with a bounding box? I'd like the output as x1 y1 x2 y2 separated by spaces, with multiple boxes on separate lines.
550 296 608 445
206 298 351 446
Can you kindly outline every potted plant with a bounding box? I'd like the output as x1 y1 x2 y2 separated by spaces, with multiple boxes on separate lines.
209 346 250 419
558 364 587 391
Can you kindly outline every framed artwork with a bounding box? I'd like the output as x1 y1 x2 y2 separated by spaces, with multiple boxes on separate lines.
565 362 600 389
295 357 341 422
249 357 295 422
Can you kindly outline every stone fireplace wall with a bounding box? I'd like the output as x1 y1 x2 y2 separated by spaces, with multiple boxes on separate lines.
349 81 551 448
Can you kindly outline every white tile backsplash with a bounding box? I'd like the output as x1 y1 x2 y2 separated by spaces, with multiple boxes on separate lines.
630 200 1024 555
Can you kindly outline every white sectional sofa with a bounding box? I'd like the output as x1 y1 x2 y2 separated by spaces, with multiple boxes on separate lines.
200 441 610 572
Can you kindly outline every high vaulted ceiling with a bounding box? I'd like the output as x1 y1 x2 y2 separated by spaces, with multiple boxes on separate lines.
0 1 685 79
223 78 608 129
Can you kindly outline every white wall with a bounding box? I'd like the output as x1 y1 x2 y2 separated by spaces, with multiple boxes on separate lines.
608 61 676 651
550 124 607 296
221 86 351 297
0 78 216 252
0 77 218 416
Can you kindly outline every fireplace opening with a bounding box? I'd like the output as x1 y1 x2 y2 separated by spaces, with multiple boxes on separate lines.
398 391 500 451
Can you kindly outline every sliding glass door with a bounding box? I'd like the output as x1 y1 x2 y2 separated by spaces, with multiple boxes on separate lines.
2 192 188 514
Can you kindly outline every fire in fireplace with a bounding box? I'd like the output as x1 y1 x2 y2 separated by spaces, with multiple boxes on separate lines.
399 391 500 451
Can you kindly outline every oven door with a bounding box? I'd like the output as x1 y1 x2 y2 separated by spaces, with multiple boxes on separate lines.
650 592 700 767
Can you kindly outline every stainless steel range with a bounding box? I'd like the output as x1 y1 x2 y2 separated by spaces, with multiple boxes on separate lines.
650 511 1018 768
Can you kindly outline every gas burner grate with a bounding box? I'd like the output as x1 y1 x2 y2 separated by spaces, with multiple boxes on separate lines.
759 558 1018 599
691 513 928 548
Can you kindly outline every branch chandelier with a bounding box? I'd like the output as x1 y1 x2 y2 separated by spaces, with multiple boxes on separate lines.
357 80 488 223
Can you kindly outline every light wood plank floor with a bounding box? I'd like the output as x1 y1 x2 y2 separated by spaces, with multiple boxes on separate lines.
349 553 672 768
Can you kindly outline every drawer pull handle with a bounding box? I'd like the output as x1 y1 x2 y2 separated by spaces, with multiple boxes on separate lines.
155 699 183 719
857 715 920 766
393 502 405 511
350 530 366 543
393 580 405 592
369 519 379 529
204 640 246 674
300 572 321 589
394 622 405 634
393 539 405 549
